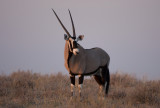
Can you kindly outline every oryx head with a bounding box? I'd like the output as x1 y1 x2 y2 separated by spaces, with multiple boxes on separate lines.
52 9 84 55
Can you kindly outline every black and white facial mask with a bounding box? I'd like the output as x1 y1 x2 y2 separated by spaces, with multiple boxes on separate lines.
64 34 84 55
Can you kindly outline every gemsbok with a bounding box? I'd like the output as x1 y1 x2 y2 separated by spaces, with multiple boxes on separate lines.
52 9 110 98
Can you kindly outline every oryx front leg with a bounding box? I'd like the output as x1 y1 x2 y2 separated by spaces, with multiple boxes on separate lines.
70 74 75 97
78 75 84 97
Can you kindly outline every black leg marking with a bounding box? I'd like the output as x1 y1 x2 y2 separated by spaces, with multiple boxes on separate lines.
70 75 75 85
79 75 84 84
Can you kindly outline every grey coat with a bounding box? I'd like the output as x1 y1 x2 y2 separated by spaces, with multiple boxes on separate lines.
64 41 110 75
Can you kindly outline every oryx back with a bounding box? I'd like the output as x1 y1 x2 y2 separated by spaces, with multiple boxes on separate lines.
85 48 110 74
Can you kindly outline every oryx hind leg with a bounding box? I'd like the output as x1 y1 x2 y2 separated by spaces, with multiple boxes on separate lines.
93 75 104 96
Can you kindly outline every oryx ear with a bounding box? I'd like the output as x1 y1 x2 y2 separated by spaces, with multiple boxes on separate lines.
64 34 69 40
77 35 84 41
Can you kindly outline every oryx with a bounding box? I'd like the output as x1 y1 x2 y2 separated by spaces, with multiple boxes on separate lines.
52 9 110 97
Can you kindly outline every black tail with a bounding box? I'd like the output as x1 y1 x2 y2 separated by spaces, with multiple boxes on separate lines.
105 67 110 94
101 65 110 95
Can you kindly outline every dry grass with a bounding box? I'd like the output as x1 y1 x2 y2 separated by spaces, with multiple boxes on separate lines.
0 70 160 108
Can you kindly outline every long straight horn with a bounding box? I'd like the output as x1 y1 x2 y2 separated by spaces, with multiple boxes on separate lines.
68 9 76 38
52 9 71 37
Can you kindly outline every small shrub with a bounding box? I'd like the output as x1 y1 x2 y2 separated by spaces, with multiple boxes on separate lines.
130 81 160 105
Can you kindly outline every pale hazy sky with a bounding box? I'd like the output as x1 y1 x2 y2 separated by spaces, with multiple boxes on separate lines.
0 0 160 80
